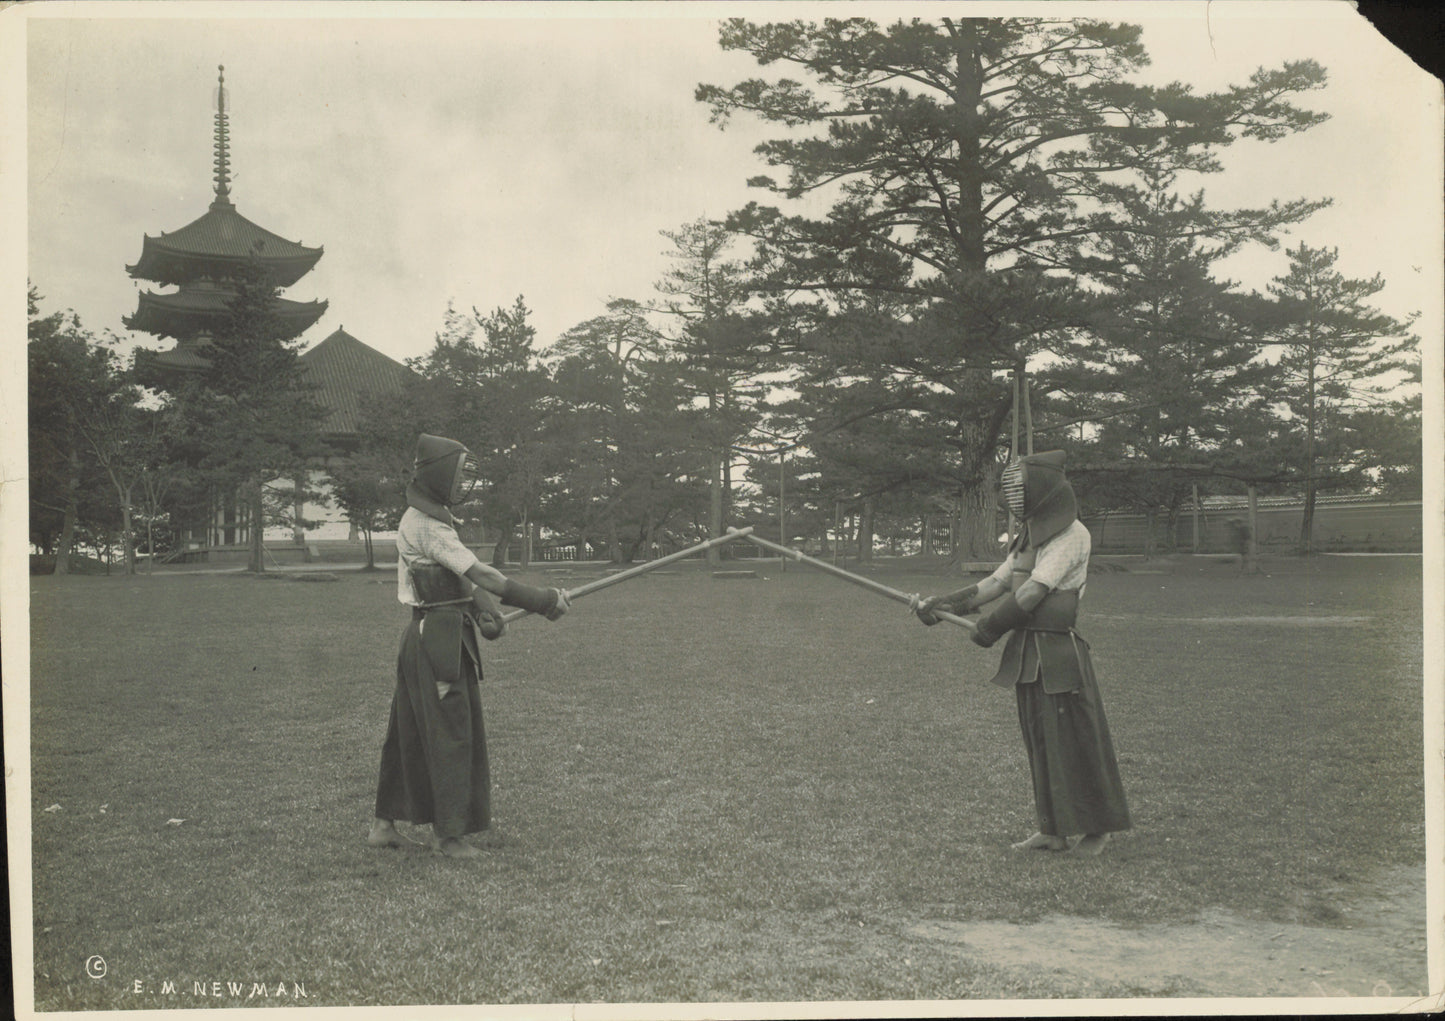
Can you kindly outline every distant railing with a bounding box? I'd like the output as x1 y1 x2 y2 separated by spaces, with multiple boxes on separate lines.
513 544 609 563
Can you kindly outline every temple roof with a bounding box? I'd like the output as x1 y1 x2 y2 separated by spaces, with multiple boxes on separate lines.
300 327 415 437
125 287 328 341
127 205 324 287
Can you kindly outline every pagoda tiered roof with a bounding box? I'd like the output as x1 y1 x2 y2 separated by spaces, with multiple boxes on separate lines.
127 204 324 287
125 287 328 341
135 341 215 378
126 66 327 359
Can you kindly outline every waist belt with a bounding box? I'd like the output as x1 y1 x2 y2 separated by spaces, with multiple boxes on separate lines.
412 601 472 621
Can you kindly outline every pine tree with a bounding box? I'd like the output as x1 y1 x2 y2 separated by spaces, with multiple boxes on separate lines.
169 260 330 572
654 218 769 560
549 301 708 562
405 297 558 567
1263 244 1418 553
698 15 1328 554
28 289 115 572
1057 169 1285 549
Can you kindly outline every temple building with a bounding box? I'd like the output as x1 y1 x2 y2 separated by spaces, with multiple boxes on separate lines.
126 67 411 560
301 327 416 453
290 326 418 544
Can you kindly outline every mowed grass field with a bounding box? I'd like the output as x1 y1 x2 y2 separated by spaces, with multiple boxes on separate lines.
24 553 1427 1008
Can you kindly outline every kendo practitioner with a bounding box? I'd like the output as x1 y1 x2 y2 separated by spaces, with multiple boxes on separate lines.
918 451 1131 856
370 434 569 859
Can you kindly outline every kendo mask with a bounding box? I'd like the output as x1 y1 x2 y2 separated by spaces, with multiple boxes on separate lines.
1000 450 1078 550
411 433 483 508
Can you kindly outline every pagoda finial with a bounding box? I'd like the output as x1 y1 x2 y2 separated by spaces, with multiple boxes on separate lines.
210 64 233 210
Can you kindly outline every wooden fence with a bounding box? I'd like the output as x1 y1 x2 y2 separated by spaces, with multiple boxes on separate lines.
1083 498 1423 554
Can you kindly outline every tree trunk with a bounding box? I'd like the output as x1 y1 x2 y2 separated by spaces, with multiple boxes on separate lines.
607 517 622 564
1300 357 1318 556
921 513 933 556
722 451 733 519
491 524 514 568
1300 477 1317 556
54 446 81 575
778 452 787 556
952 20 987 270
120 486 136 575
707 447 724 566
1191 484 1201 554
293 470 306 545
1244 484 1260 575
856 498 875 562
247 482 265 573
955 481 999 560
363 527 375 570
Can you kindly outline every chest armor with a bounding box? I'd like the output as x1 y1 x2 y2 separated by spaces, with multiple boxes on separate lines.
986 548 1093 695
410 562 472 606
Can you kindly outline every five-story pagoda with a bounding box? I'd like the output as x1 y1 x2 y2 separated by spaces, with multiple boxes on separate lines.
127 65 327 375
127 66 329 557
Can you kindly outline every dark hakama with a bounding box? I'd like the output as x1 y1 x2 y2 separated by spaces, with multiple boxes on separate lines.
374 610 490 838
1015 667 1131 837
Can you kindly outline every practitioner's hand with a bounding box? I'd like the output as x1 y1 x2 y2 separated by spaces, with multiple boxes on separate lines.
473 590 506 640
545 588 570 621
916 594 947 626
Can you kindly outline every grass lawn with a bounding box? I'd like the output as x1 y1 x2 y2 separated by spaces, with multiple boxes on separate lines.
23 553 1427 1008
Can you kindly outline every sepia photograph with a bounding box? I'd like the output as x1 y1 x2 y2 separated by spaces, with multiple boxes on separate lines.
4 1 1441 1017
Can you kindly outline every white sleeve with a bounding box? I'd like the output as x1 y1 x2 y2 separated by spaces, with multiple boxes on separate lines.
416 518 481 579
1029 524 1090 590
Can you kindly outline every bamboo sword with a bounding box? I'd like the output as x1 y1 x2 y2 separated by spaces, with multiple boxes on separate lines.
499 526 756 623
729 527 978 633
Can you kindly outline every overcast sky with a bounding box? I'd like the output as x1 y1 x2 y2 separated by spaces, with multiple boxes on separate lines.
11 0 1444 373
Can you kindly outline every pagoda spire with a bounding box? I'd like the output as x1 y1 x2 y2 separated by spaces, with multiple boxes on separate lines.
210 64 233 210
126 62 327 358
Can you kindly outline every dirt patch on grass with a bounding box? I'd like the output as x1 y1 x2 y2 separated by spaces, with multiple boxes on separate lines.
1092 613 1371 625
907 865 1428 999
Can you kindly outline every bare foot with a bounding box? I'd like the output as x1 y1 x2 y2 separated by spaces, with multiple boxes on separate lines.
367 821 409 848
1010 831 1069 852
1071 833 1111 856
435 837 483 859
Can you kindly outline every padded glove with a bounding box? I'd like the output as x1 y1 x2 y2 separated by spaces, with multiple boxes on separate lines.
501 579 560 616
970 593 1031 648
949 583 983 614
